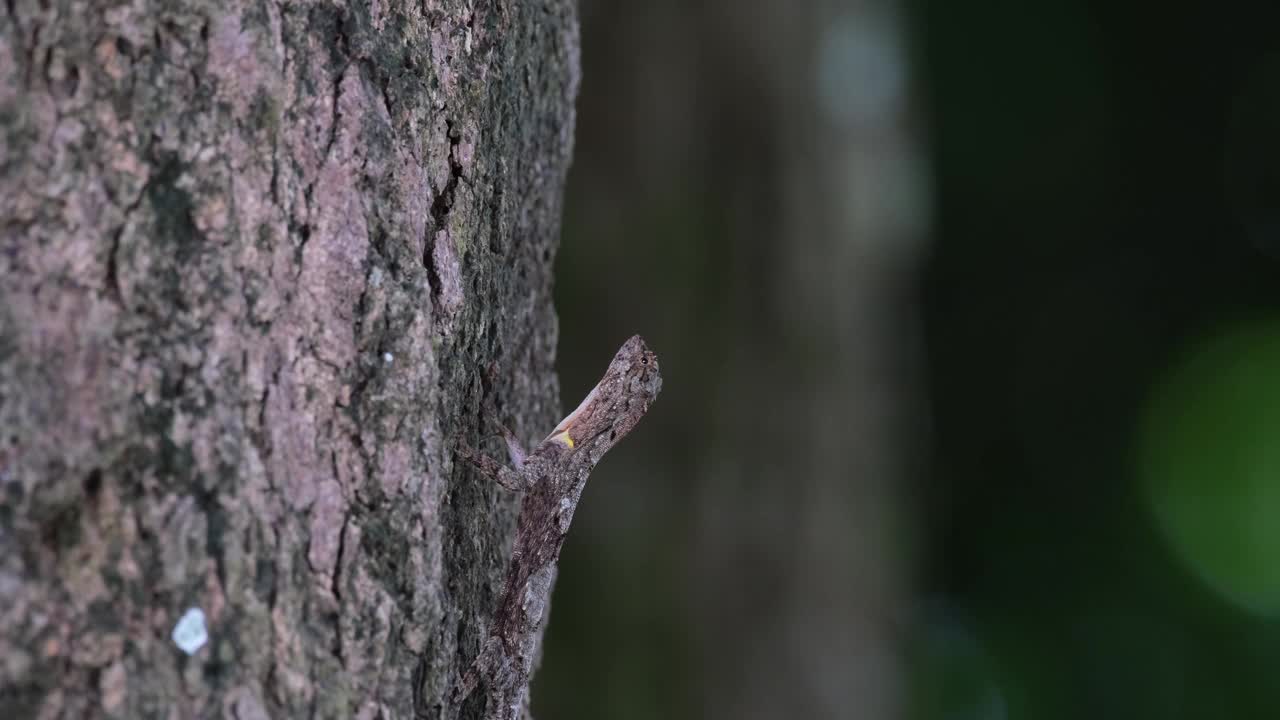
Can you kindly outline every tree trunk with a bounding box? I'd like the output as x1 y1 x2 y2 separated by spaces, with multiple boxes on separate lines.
0 1 578 718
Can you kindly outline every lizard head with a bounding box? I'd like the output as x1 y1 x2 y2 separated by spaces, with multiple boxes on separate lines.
587 334 661 451
611 334 662 400
544 335 662 455
589 334 662 446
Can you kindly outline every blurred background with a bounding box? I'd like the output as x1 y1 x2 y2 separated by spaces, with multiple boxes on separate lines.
540 0 1280 718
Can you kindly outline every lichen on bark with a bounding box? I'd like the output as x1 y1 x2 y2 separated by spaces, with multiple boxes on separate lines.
0 0 579 717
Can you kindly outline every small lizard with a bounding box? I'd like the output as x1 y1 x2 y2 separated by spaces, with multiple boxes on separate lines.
453 335 662 719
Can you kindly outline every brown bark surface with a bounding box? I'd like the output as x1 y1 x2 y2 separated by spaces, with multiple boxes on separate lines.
0 0 578 717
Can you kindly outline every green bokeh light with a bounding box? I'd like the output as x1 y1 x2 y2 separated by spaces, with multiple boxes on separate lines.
908 611 1006 720
1139 321 1280 615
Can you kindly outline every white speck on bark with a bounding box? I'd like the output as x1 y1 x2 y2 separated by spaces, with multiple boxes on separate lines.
171 607 208 655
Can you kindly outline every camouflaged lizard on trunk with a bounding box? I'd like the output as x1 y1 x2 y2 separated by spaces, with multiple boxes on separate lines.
453 335 662 719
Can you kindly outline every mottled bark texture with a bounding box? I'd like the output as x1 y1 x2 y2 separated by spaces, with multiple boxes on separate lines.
0 0 578 717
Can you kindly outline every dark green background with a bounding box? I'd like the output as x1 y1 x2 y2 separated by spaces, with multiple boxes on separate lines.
541 1 1280 717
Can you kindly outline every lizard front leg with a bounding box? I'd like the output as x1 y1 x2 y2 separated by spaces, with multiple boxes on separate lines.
486 413 529 470
457 442 532 492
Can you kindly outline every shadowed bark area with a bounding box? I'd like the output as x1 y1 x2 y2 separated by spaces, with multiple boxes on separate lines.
0 0 578 717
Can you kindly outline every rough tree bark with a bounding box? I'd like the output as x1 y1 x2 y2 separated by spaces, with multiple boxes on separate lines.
0 1 578 718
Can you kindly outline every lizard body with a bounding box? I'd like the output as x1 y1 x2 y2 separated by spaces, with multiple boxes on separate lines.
454 335 662 719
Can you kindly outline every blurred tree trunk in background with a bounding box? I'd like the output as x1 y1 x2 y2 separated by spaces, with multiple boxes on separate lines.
0 1 577 717
692 3 924 718
549 1 926 718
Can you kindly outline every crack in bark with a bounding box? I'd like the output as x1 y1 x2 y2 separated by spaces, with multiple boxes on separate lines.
268 139 281 210
253 362 282 460
104 174 152 307
424 118 464 318
322 10 353 162
323 65 348 162
292 206 313 280
376 70 394 120
330 505 349 654
105 226 126 305
431 119 464 230
487 178 505 254
193 482 227 594
422 236 444 319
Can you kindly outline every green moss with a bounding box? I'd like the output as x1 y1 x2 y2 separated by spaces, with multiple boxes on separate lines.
357 509 411 592
144 152 199 263
254 553 276 601
43 503 83 551
256 222 274 249
0 323 17 366
248 89 281 136
0 107 35 173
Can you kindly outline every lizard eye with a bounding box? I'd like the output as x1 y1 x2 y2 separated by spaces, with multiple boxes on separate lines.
640 356 648 365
